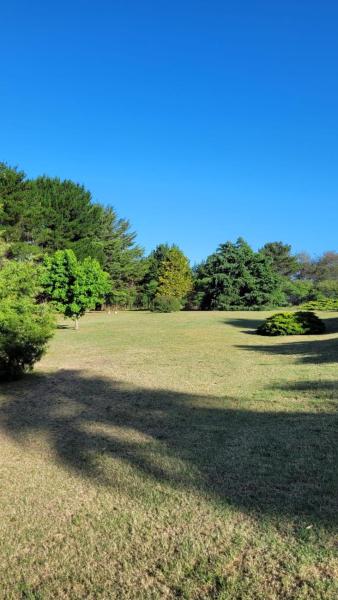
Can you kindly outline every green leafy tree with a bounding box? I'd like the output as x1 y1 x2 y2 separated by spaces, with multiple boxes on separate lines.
194 238 282 310
281 278 315 305
316 279 338 298
141 244 192 310
156 246 193 304
42 249 111 329
140 244 172 307
0 165 144 304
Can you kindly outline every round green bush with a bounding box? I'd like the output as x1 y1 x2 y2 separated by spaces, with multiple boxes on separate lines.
151 296 182 313
0 299 55 380
257 311 326 336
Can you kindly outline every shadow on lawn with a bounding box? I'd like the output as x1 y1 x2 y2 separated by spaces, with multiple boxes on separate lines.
227 314 338 337
1 370 338 527
238 335 338 365
224 316 262 334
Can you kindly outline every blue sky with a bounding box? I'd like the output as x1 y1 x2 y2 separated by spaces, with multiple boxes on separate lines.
1 1 337 264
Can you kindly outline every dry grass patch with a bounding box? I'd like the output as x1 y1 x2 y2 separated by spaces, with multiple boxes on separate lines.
0 310 337 599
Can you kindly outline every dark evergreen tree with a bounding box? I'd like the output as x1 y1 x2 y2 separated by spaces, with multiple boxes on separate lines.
194 238 282 310
260 242 298 277
0 164 145 306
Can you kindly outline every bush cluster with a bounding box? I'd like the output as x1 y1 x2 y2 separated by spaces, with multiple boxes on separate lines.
0 300 55 380
151 296 182 313
257 311 326 336
301 298 338 311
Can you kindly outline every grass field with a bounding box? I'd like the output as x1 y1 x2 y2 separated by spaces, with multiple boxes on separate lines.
0 310 337 599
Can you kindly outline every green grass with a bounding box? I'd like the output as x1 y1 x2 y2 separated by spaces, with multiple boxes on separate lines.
0 310 337 599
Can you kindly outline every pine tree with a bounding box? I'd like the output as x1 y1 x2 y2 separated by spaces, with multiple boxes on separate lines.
194 238 282 310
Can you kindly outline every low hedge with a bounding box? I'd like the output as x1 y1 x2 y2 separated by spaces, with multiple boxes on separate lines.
301 299 338 311
257 311 326 336
151 296 182 313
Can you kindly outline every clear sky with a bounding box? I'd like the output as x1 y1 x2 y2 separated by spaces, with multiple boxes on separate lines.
1 1 337 264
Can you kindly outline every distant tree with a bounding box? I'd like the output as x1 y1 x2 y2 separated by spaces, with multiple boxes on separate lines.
316 279 338 299
281 278 315 306
315 251 338 281
260 242 298 277
295 252 316 280
0 165 144 305
42 249 111 329
156 246 192 303
140 244 172 307
141 244 192 310
194 238 282 310
99 207 145 305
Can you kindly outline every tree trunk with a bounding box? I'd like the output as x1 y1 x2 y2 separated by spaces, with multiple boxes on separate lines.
74 317 79 330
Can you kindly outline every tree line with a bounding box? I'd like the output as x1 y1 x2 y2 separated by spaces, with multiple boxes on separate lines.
0 161 337 378
1 161 337 317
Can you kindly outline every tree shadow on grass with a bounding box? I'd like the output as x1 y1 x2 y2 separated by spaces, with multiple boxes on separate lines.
0 370 337 527
226 314 338 337
238 335 338 365
223 316 263 334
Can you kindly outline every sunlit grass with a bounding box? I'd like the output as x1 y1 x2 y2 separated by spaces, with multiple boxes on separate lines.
0 310 337 599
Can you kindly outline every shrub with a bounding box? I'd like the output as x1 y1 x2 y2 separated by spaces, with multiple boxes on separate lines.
257 311 326 336
301 298 338 311
151 296 182 313
0 299 55 380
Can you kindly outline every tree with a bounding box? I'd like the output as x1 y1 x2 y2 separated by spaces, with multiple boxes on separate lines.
315 252 338 281
194 238 282 310
316 279 338 299
140 244 173 307
0 260 55 379
42 249 111 329
99 207 145 306
0 260 44 307
0 165 144 305
295 252 316 280
260 242 298 277
141 244 192 310
281 278 315 305
156 246 193 303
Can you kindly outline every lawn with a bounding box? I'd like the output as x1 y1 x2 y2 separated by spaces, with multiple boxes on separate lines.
0 310 337 599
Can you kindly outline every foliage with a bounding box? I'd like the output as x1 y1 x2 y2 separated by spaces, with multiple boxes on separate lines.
281 278 315 306
257 311 326 336
0 299 55 380
316 279 338 298
260 241 299 276
156 246 192 301
0 164 144 306
141 244 192 309
151 295 182 313
194 238 282 310
301 298 338 311
0 259 55 380
42 249 111 327
0 260 43 301
140 244 172 306
296 251 338 282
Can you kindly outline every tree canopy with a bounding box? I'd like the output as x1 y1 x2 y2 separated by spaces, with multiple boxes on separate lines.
194 238 282 310
0 163 144 303
141 244 192 309
42 250 111 328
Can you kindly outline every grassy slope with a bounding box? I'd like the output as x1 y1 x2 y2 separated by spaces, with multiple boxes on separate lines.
0 310 337 599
